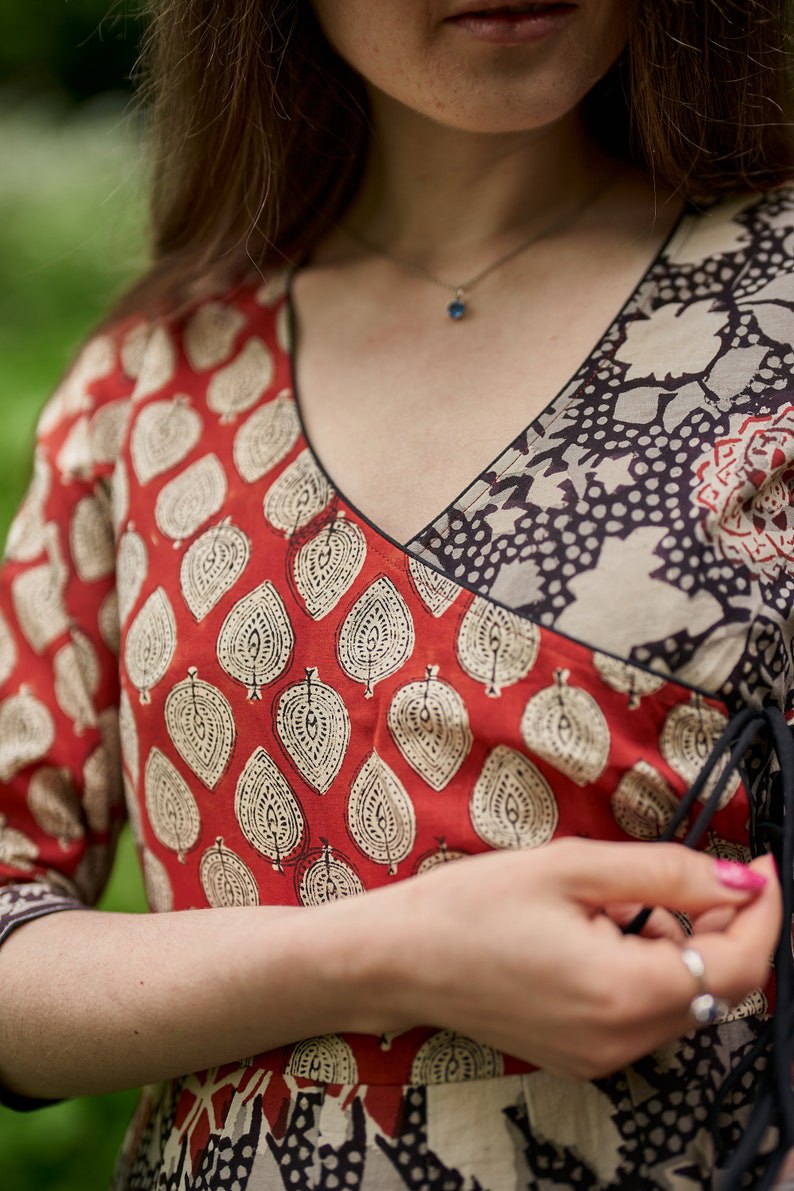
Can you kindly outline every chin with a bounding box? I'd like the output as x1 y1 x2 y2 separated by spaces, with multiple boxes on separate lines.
421 101 582 137
389 77 600 137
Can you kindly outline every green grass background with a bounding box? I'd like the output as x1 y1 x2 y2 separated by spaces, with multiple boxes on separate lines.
0 93 152 1190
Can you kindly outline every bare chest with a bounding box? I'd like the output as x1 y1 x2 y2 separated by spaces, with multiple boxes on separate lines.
289 225 678 543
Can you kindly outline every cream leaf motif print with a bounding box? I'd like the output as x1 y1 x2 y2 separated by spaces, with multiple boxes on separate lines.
83 744 116 834
206 337 274 422
233 389 300 484
56 417 92 481
133 324 176 402
180 519 251 622
0 609 17 686
124 587 177 704
98 590 121 655
276 302 291 355
119 687 139 787
117 527 148 626
0 815 39 871
53 639 99 732
387 666 472 791
233 746 305 872
144 747 201 863
70 492 116 583
0 688 55 782
165 667 236 790
263 448 332 537
27 768 84 850
347 751 416 875
183 302 247 372
142 846 174 912
38 333 116 436
456 598 539 698
199 837 260 908
285 1035 358 1085
707 836 753 866
411 1031 504 1085
297 843 364 906
110 460 130 538
520 669 610 787
292 516 367 621
216 580 294 699
407 557 462 618
610 761 685 841
10 565 68 655
470 744 558 850
415 840 467 874
120 320 151 381
661 694 740 810
88 399 131 466
337 576 415 698
593 653 666 709
154 454 228 546
276 667 350 795
130 397 203 485
254 270 290 308
4 453 51 563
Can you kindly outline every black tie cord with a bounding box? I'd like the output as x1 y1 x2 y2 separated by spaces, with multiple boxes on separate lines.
622 703 794 1189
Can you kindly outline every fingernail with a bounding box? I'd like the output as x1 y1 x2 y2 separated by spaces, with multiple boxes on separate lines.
714 859 767 891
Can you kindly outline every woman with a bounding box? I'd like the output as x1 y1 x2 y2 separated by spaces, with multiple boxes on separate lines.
0 0 791 1186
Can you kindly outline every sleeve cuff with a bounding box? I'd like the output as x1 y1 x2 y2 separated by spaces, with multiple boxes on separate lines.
0 882 89 947
0 883 91 1112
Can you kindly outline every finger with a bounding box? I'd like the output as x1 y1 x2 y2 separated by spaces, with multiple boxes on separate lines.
690 856 781 1003
617 856 780 1024
638 908 688 943
689 905 737 934
554 839 769 915
605 904 686 943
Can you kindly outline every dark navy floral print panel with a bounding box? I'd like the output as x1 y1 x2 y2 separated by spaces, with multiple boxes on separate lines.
407 188 794 715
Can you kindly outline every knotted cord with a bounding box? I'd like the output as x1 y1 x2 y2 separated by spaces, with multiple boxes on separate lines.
624 703 794 1188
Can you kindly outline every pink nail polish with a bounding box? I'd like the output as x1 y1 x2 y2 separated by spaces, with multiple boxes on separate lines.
714 859 767 891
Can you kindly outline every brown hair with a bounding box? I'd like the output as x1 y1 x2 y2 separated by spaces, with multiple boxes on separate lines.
105 0 794 325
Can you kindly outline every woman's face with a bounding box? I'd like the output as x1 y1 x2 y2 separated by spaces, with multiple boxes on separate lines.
310 1 628 135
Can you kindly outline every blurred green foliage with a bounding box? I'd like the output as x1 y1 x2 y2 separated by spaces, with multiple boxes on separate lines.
0 97 151 1190
0 1 143 101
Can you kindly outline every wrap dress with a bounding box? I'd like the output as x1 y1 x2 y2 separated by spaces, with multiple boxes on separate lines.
1 185 794 1189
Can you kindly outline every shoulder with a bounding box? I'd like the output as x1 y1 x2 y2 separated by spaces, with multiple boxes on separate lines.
130 268 291 401
650 181 794 366
35 267 292 480
33 314 154 484
667 181 794 272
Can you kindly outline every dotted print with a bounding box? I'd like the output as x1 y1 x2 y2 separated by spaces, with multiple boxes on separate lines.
408 187 794 718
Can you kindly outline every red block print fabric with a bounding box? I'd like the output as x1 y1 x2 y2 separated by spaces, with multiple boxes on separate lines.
0 192 792 1189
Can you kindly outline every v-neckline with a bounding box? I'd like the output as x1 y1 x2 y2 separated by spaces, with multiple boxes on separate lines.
285 195 700 549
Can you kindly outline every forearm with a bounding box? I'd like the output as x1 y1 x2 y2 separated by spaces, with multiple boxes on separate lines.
0 899 385 1101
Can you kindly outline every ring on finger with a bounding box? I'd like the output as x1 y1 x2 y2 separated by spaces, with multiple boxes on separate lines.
680 946 730 1027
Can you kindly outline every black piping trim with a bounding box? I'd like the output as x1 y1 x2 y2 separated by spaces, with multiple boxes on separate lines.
284 269 729 708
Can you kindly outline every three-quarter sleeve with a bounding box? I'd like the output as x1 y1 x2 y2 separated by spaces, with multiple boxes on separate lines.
0 317 149 1107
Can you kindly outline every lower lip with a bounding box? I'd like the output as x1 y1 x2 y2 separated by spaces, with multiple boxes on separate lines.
447 5 578 44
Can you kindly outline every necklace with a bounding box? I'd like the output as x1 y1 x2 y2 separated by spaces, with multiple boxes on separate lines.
342 175 615 321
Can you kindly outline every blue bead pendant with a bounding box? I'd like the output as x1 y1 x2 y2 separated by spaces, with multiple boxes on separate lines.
447 289 466 320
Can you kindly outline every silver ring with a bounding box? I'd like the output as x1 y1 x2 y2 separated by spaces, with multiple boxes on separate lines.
680 947 729 1027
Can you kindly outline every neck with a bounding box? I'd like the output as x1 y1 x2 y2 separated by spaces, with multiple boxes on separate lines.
342 92 622 272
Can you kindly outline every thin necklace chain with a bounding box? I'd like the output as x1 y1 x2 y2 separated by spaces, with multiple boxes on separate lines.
341 172 617 319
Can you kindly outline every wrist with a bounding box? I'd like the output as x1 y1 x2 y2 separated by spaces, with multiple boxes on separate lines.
303 886 423 1037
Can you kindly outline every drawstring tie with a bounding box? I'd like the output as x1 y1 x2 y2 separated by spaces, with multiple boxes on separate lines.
624 703 794 1190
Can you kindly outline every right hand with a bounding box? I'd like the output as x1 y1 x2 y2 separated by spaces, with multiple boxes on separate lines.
341 838 780 1081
